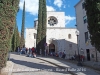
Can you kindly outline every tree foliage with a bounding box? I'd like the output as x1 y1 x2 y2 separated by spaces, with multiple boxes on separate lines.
12 24 17 52
20 1 25 48
11 24 20 52
36 0 43 53
36 0 47 54
85 0 100 52
16 26 20 50
41 0 47 54
0 0 19 69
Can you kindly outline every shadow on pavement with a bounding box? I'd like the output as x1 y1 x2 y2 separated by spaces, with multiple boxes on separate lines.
10 58 70 74
41 56 100 72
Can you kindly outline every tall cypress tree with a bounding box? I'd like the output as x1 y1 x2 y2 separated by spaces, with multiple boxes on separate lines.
41 0 47 55
0 0 19 70
16 26 20 49
85 0 100 52
11 24 20 52
36 0 43 54
36 0 47 54
11 34 14 52
12 24 17 52
20 1 25 48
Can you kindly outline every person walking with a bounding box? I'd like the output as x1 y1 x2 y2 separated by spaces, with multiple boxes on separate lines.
25 47 27 54
17 46 20 54
31 47 35 57
20 47 22 55
26 48 29 57
20 46 26 54
29 48 32 57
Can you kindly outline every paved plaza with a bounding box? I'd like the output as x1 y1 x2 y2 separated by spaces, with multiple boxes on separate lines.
10 53 71 75
4 53 100 75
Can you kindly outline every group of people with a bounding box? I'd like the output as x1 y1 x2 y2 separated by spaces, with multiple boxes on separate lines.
48 50 66 59
69 54 85 62
17 46 36 58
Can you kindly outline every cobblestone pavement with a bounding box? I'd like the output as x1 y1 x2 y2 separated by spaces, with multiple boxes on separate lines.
10 53 71 75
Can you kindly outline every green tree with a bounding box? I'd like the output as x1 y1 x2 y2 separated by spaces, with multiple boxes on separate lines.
20 1 25 48
36 0 43 54
36 0 47 55
16 26 20 49
0 0 19 70
12 24 17 52
85 0 100 52
41 0 47 55
11 24 20 52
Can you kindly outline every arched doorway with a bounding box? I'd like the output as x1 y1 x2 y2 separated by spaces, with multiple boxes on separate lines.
49 43 55 53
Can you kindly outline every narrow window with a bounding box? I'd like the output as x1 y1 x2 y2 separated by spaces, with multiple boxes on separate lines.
85 32 88 43
68 34 71 39
83 16 87 24
34 33 36 39
82 2 85 9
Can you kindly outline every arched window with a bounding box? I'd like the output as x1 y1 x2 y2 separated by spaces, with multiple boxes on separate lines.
68 34 71 39
34 33 37 39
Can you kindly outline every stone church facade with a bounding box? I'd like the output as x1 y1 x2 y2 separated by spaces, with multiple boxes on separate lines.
25 11 77 59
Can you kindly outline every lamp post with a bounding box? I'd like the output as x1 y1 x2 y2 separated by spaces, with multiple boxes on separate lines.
75 29 82 66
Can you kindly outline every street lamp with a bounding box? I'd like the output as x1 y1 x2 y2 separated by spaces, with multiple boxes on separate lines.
75 29 82 66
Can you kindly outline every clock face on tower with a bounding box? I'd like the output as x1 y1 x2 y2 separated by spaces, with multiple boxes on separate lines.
48 16 58 26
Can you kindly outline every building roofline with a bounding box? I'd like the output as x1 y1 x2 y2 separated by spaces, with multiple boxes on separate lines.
26 27 76 29
34 11 65 22
47 27 76 29
47 11 64 13
26 28 35 29
34 20 38 21
74 0 83 8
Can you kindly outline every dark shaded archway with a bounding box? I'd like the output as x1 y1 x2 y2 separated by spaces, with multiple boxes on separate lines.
49 43 55 53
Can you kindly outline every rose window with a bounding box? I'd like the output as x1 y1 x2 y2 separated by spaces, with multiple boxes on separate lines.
48 16 58 26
